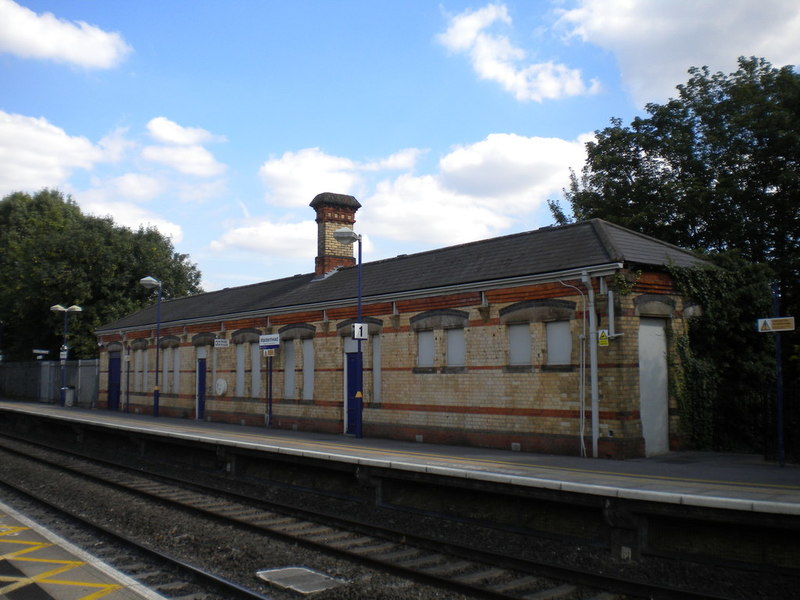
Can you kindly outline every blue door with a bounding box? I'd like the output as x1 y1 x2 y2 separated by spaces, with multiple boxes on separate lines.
345 352 362 436
108 352 121 411
197 358 206 420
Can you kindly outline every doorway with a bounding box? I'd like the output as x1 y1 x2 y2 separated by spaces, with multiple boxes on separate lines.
638 318 669 456
197 356 207 420
108 351 121 411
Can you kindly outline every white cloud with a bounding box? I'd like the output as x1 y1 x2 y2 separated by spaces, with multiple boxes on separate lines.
363 133 588 246
439 133 589 210
227 132 589 261
438 3 599 102
0 110 104 196
142 144 226 177
558 0 800 105
257 146 425 210
97 127 135 163
106 173 164 200
362 148 424 171
146 117 224 146
0 0 131 69
141 117 227 177
209 218 316 257
258 148 363 207
364 174 512 246
81 198 183 242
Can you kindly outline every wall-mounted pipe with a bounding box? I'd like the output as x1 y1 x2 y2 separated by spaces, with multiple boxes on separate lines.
608 288 616 338
559 280 587 457
582 271 600 458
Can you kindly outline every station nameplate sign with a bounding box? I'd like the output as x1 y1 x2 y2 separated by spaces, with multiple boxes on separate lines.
259 334 280 349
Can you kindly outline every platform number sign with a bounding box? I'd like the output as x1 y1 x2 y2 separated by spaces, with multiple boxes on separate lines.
352 322 368 340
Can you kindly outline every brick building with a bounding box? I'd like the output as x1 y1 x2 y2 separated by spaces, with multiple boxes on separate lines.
96 192 707 458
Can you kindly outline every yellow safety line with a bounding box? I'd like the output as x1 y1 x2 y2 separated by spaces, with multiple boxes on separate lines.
14 405 800 493
37 578 124 600
1 541 55 559
0 525 30 536
1 536 123 599
0 562 123 598
211 429 800 492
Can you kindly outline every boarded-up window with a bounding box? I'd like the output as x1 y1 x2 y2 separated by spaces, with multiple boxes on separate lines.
303 338 314 400
508 323 531 365
172 347 181 395
250 343 261 398
162 347 170 393
417 330 434 367
371 334 381 403
546 321 572 365
446 328 465 366
283 340 295 398
236 343 246 397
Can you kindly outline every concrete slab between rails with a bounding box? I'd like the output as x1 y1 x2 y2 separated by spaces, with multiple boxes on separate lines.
256 566 345 594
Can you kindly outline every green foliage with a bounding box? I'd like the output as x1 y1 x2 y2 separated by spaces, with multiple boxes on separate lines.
0 189 203 361
550 56 800 456
550 57 799 329
669 255 775 452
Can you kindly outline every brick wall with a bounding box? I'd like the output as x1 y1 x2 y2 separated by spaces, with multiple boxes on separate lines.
97 272 691 458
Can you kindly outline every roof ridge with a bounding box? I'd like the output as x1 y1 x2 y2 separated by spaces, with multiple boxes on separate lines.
595 218 704 257
348 220 589 270
587 218 622 262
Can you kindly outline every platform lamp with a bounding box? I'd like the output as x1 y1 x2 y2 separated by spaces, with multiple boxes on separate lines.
50 304 82 406
333 227 364 438
139 276 162 417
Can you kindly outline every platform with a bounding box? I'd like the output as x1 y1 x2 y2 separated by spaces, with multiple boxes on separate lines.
1 400 798 517
0 499 166 600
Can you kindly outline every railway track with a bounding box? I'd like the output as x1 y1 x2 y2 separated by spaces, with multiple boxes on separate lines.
0 434 725 600
0 462 273 599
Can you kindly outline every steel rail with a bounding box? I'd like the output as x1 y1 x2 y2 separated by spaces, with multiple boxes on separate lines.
0 451 274 600
0 433 733 600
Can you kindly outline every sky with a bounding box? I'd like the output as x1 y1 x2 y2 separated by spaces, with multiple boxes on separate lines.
2 1 799 292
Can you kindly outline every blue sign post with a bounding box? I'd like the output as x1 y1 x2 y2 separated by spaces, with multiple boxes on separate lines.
259 334 280 427
757 284 795 467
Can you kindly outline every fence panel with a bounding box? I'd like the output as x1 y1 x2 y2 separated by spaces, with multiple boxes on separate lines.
0 360 99 406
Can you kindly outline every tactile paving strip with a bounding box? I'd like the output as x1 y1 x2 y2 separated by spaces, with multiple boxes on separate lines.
0 501 166 600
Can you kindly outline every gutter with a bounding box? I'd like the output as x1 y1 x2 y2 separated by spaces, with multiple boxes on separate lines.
97 262 624 336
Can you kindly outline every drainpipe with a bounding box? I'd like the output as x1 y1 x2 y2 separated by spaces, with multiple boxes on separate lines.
582 271 600 458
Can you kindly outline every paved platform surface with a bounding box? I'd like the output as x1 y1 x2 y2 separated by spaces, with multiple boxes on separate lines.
0 499 166 600
2 400 799 516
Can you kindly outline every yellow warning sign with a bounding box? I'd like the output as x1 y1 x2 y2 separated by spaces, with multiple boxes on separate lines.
757 317 795 332
598 329 609 347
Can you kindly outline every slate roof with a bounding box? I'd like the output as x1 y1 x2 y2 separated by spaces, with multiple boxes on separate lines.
97 219 707 333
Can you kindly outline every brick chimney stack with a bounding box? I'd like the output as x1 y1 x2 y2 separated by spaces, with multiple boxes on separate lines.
310 192 362 276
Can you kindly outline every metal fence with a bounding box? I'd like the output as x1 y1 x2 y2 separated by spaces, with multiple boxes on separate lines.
0 360 99 407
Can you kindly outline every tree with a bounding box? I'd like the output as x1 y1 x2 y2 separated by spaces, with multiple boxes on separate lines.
550 57 799 457
551 57 798 293
0 189 203 361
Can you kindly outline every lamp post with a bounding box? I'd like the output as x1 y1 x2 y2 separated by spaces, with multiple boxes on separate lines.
333 227 363 438
50 304 82 406
139 276 162 417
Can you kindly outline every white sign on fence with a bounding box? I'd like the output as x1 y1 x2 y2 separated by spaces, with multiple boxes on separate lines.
757 317 795 333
